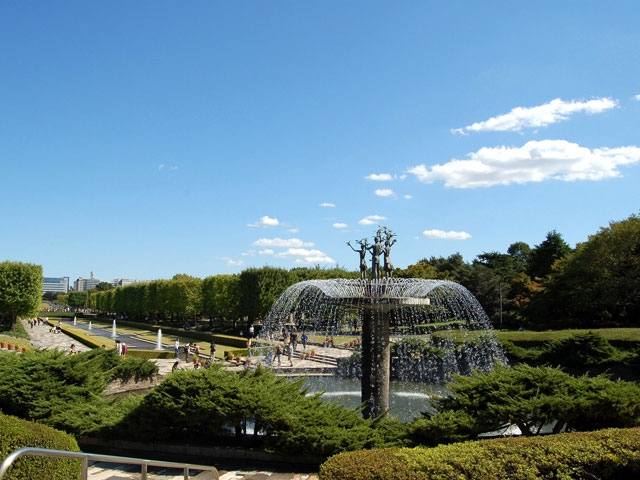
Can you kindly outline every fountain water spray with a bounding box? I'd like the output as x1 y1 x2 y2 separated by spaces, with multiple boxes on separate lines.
156 329 163 350
262 227 506 418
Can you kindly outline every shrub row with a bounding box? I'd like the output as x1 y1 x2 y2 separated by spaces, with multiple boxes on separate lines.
0 413 81 480
319 427 640 480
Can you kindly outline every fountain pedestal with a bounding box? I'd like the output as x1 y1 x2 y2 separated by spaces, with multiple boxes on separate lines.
361 309 390 418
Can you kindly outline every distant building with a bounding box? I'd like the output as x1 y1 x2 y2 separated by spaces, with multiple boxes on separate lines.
113 278 137 287
74 271 101 292
43 276 69 294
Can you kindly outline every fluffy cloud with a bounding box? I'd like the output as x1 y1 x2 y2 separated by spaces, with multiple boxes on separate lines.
320 202 336 207
359 215 387 225
453 97 618 134
252 238 314 248
333 222 348 229
248 215 280 228
365 173 393 181
423 229 471 240
374 188 394 197
407 140 640 188
252 238 334 264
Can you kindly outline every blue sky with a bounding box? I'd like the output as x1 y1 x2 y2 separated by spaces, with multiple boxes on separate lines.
2 2 639 283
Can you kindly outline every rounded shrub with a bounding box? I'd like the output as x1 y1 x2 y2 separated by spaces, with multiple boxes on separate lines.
0 412 81 479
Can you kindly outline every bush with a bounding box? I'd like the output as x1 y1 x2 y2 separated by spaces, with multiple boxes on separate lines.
116 365 400 459
0 348 157 436
540 330 622 367
319 427 640 480
411 364 640 442
0 413 81 480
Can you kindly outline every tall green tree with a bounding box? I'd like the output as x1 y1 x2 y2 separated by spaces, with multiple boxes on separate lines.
527 230 573 280
67 291 88 310
239 267 296 322
531 214 640 327
166 275 203 323
202 274 241 321
507 241 531 274
0 261 42 331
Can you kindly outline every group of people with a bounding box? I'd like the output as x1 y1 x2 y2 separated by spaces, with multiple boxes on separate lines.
171 338 217 372
115 340 127 356
270 327 311 367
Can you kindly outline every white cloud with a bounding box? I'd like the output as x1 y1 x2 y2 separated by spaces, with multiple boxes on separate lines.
333 222 348 229
365 173 393 181
374 188 394 197
407 139 640 189
219 256 244 266
453 97 618 134
252 238 314 248
288 228 299 234
320 202 336 208
248 215 280 228
276 248 335 264
358 215 387 225
404 194 413 200
158 163 179 171
634 94 640 101
423 229 472 240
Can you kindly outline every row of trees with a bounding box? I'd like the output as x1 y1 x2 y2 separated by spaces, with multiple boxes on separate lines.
394 213 640 329
3 213 637 332
85 267 359 327
85 213 638 330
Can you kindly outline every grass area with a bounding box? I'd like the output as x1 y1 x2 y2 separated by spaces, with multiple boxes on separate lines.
422 328 640 349
496 328 640 345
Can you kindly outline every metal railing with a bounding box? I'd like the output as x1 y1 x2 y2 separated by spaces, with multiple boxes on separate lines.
0 447 219 480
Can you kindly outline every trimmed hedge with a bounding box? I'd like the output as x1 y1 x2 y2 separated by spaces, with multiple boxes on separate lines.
319 427 640 480
0 413 81 479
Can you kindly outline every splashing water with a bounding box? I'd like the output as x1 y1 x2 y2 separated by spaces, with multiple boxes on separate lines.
260 278 507 418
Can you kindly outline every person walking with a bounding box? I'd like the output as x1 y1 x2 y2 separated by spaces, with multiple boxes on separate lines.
287 341 294 367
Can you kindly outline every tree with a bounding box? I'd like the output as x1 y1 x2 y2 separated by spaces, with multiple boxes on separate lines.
0 261 42 331
394 260 438 279
67 291 88 310
94 282 113 291
474 252 518 327
166 275 203 323
507 241 531 274
527 230 573 280
202 274 241 321
238 267 296 322
530 214 640 327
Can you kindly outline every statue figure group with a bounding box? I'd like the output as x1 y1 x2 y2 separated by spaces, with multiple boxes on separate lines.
347 226 396 281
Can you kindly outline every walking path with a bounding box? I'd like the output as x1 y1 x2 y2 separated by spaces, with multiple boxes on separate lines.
16 319 320 480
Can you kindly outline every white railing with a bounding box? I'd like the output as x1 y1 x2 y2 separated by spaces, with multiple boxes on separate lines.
0 447 219 480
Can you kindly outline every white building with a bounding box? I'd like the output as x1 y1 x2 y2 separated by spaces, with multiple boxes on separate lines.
43 276 69 294
74 271 101 291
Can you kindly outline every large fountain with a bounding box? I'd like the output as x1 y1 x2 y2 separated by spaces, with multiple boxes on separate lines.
262 227 506 418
